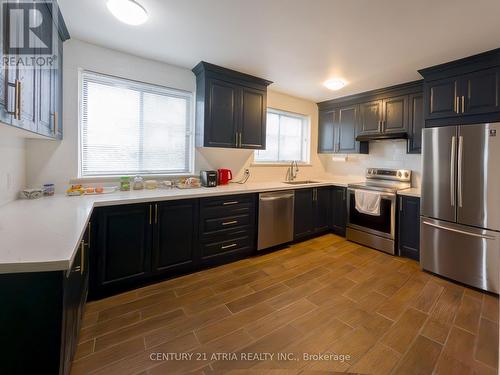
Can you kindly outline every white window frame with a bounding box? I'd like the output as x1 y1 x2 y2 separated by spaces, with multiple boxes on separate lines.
78 70 194 178
254 108 310 164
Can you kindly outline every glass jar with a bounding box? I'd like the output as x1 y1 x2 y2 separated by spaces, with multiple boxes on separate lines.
120 176 130 191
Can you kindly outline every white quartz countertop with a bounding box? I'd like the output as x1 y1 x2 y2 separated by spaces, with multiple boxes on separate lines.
397 188 421 198
0 178 362 274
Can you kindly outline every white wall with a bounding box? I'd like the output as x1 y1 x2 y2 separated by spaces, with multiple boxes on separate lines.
0 126 26 206
324 140 422 188
26 39 196 192
26 39 331 191
25 38 421 191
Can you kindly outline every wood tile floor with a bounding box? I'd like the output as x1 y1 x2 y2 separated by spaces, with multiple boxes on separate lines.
72 234 499 375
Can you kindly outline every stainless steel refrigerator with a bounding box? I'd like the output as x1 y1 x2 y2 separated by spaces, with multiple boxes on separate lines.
421 122 500 294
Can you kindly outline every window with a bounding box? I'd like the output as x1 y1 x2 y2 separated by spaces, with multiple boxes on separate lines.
254 108 310 163
80 71 193 177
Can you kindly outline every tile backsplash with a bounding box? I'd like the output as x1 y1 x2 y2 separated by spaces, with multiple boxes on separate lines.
324 140 422 187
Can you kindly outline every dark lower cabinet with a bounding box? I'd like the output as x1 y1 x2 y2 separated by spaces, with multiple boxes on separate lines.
398 195 421 261
1 224 89 375
199 195 255 266
294 187 332 240
331 187 347 236
95 204 152 292
294 188 315 239
153 200 199 274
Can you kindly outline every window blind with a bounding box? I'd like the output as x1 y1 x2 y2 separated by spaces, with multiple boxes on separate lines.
80 71 193 177
255 109 309 163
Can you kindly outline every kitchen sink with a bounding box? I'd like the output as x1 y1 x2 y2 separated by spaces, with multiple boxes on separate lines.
283 180 320 185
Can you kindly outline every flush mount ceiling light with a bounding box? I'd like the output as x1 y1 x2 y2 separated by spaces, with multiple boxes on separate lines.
324 79 346 91
107 0 148 25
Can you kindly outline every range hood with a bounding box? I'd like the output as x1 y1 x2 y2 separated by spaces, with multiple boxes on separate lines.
356 132 408 142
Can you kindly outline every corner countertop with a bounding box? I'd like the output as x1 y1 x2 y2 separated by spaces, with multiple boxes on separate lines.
0 178 363 274
397 188 421 198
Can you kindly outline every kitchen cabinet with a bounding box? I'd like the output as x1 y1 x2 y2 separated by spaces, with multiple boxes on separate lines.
317 106 369 154
193 62 272 149
398 195 420 261
294 187 332 240
318 80 422 153
407 93 424 153
199 194 256 266
419 49 500 126
153 200 199 275
0 223 90 375
358 100 383 136
358 96 408 137
318 109 336 153
331 186 347 236
94 203 152 293
0 1 68 138
382 95 408 133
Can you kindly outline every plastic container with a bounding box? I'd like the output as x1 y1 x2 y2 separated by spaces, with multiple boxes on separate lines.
43 184 55 196
120 177 130 191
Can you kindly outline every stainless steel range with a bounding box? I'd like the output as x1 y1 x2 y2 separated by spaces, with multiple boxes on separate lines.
347 168 412 255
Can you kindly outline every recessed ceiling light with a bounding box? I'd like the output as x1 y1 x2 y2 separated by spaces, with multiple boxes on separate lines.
107 0 148 26
324 79 346 91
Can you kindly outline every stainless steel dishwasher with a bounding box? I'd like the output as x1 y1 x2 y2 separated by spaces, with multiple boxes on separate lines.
258 191 295 251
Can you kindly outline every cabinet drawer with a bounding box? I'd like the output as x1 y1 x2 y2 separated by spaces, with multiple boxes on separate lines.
201 195 254 213
201 233 252 259
202 213 250 233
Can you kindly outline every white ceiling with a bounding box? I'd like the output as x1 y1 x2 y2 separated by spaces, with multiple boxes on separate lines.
58 0 500 102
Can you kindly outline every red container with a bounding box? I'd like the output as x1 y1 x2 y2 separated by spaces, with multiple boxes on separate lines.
218 169 233 185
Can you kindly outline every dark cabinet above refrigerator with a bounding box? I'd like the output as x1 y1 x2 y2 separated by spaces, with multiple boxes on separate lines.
419 48 500 127
192 62 272 150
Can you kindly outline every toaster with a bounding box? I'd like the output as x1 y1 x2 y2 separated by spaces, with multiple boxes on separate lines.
200 170 218 187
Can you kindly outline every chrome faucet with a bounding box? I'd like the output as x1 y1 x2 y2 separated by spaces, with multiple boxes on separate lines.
286 161 299 182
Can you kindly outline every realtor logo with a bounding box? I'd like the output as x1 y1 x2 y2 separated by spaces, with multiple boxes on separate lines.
3 1 53 55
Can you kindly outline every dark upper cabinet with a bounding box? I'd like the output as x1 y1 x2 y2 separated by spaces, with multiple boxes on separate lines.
153 200 199 274
318 109 336 153
318 80 422 153
294 187 332 240
463 67 500 115
0 1 68 138
382 95 408 133
419 49 500 125
331 186 347 236
206 79 240 148
317 106 368 154
408 93 424 153
398 195 421 261
193 62 272 150
95 204 152 290
294 188 314 240
337 106 361 153
358 100 383 136
359 96 409 136
240 86 267 149
424 77 459 120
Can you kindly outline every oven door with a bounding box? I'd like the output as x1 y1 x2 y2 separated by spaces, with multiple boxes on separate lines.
347 188 396 239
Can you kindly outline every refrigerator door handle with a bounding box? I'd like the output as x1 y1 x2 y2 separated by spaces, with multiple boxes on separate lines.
458 135 464 208
422 220 496 240
450 136 456 207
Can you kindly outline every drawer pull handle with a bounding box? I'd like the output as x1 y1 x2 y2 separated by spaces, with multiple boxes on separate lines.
223 201 239 206
222 220 238 226
221 243 238 250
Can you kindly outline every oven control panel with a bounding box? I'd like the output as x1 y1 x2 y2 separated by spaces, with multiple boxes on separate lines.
366 168 411 182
